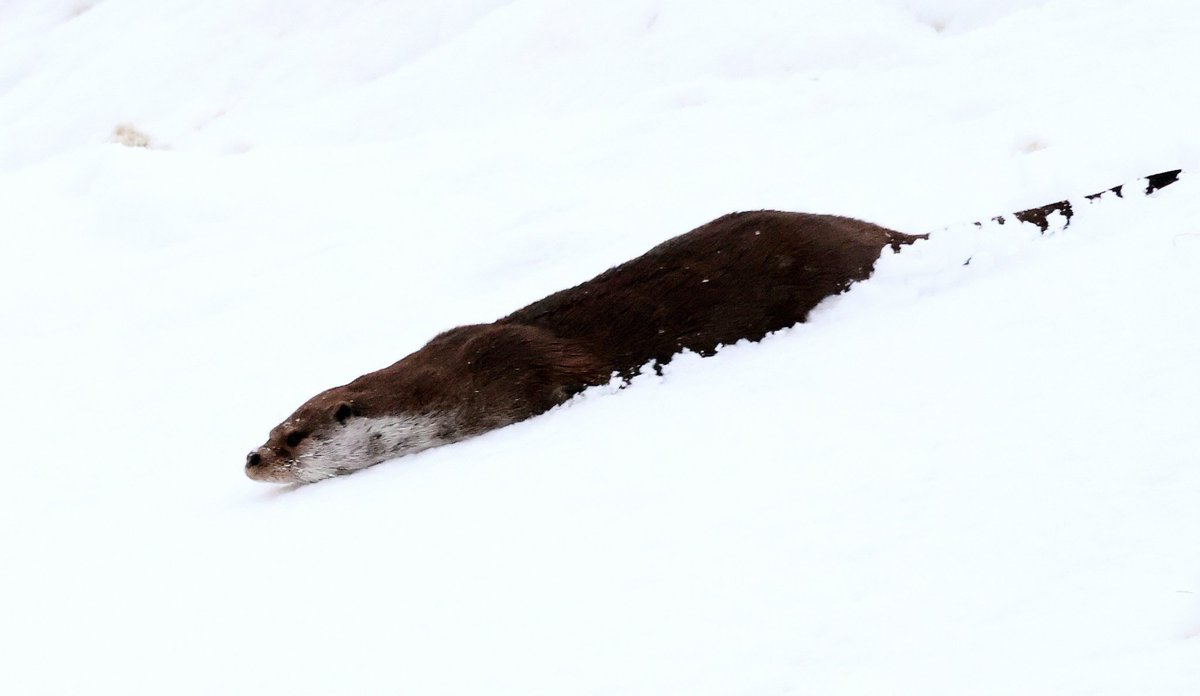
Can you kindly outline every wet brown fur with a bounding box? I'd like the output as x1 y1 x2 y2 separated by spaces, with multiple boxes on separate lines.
248 211 921 480
248 169 1182 480
500 211 921 378
253 323 612 471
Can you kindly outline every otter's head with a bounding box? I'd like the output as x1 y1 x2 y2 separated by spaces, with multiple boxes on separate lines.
244 323 609 484
244 386 456 484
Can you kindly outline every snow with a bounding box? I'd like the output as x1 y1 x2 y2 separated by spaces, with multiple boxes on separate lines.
1 1 1198 693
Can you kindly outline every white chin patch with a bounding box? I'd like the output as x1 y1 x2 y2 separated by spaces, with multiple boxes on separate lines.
288 413 453 483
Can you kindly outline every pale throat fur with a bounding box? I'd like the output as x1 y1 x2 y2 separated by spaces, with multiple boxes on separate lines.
246 411 456 484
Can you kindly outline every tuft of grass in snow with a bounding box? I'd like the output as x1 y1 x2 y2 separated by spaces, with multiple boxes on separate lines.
112 122 152 148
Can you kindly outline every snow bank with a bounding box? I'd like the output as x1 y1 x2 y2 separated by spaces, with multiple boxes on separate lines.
1 1 1197 694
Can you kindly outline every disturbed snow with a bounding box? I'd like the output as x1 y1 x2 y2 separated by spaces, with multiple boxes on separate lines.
1 1 1198 694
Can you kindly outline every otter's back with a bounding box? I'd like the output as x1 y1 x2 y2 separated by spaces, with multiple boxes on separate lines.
502 210 919 376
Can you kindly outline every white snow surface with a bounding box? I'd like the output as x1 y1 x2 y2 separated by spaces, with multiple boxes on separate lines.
2 1 1199 693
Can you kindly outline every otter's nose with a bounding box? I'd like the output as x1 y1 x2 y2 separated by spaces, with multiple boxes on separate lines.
246 451 262 468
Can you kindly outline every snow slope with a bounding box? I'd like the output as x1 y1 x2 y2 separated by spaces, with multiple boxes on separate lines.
1 1 1198 693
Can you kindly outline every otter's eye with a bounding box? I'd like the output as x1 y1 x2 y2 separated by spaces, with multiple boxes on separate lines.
335 403 354 424
286 431 308 448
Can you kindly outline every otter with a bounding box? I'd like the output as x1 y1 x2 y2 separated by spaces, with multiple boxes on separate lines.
245 170 1181 483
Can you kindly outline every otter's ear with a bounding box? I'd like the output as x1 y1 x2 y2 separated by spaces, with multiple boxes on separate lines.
334 402 357 424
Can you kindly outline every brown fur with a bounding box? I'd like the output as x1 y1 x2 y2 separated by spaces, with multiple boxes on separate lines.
988 168 1180 230
500 211 921 378
247 168 1181 482
247 210 921 482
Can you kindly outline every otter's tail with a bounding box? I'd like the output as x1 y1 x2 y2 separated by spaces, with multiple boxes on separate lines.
977 169 1182 232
